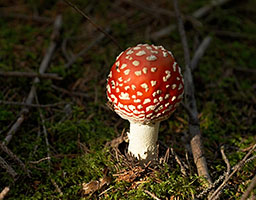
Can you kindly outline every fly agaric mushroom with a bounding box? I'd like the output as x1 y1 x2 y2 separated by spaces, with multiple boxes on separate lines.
106 44 184 163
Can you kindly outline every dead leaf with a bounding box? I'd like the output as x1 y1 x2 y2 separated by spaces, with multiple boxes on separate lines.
81 175 111 195
82 180 100 195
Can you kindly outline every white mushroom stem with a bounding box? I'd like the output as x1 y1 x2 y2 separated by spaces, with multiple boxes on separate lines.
127 121 160 162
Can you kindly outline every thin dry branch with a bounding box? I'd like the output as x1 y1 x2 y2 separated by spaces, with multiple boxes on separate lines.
2 15 62 145
0 144 29 176
0 156 17 179
151 0 233 40
35 94 51 167
192 0 232 18
209 144 256 200
197 147 256 199
29 156 51 164
170 148 188 176
0 186 10 200
51 84 89 98
240 174 256 200
50 179 63 196
220 146 231 177
191 36 212 71
0 12 52 23
122 0 201 30
121 0 175 17
35 93 63 196
64 30 108 68
144 190 161 200
63 0 122 50
0 100 66 108
0 71 63 80
172 0 212 184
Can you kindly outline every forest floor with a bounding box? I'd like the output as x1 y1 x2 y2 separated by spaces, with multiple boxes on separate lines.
0 0 255 199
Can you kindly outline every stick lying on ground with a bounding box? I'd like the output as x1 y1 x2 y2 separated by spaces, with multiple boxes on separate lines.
0 71 63 80
64 29 109 68
35 93 63 196
172 0 212 184
0 156 17 179
191 36 212 71
2 15 63 145
151 0 233 40
0 12 52 23
240 174 256 200
0 143 29 176
0 186 10 200
0 100 66 108
209 144 256 200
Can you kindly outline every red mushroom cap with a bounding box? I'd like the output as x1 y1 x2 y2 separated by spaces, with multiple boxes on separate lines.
106 44 184 124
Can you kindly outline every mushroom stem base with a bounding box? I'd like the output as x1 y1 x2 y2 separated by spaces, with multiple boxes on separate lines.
127 121 160 163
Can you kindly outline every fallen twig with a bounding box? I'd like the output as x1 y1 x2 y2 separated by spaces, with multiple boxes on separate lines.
244 155 256 165
151 0 233 40
0 100 66 108
2 15 62 145
64 30 108 68
0 156 17 179
122 0 201 29
209 144 256 200
220 146 231 178
192 0 232 18
51 179 63 196
51 84 89 98
197 146 256 199
170 148 188 176
191 36 212 71
35 93 63 196
158 141 188 175
240 174 256 200
208 146 231 199
233 67 256 74
35 94 51 166
213 30 256 40
172 0 212 184
0 71 63 80
64 0 122 50
144 190 161 200
0 12 52 23
29 156 51 164
121 0 175 17
0 186 10 200
0 144 29 176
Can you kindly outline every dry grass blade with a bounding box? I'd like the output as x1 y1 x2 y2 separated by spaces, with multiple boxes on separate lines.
63 0 122 50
